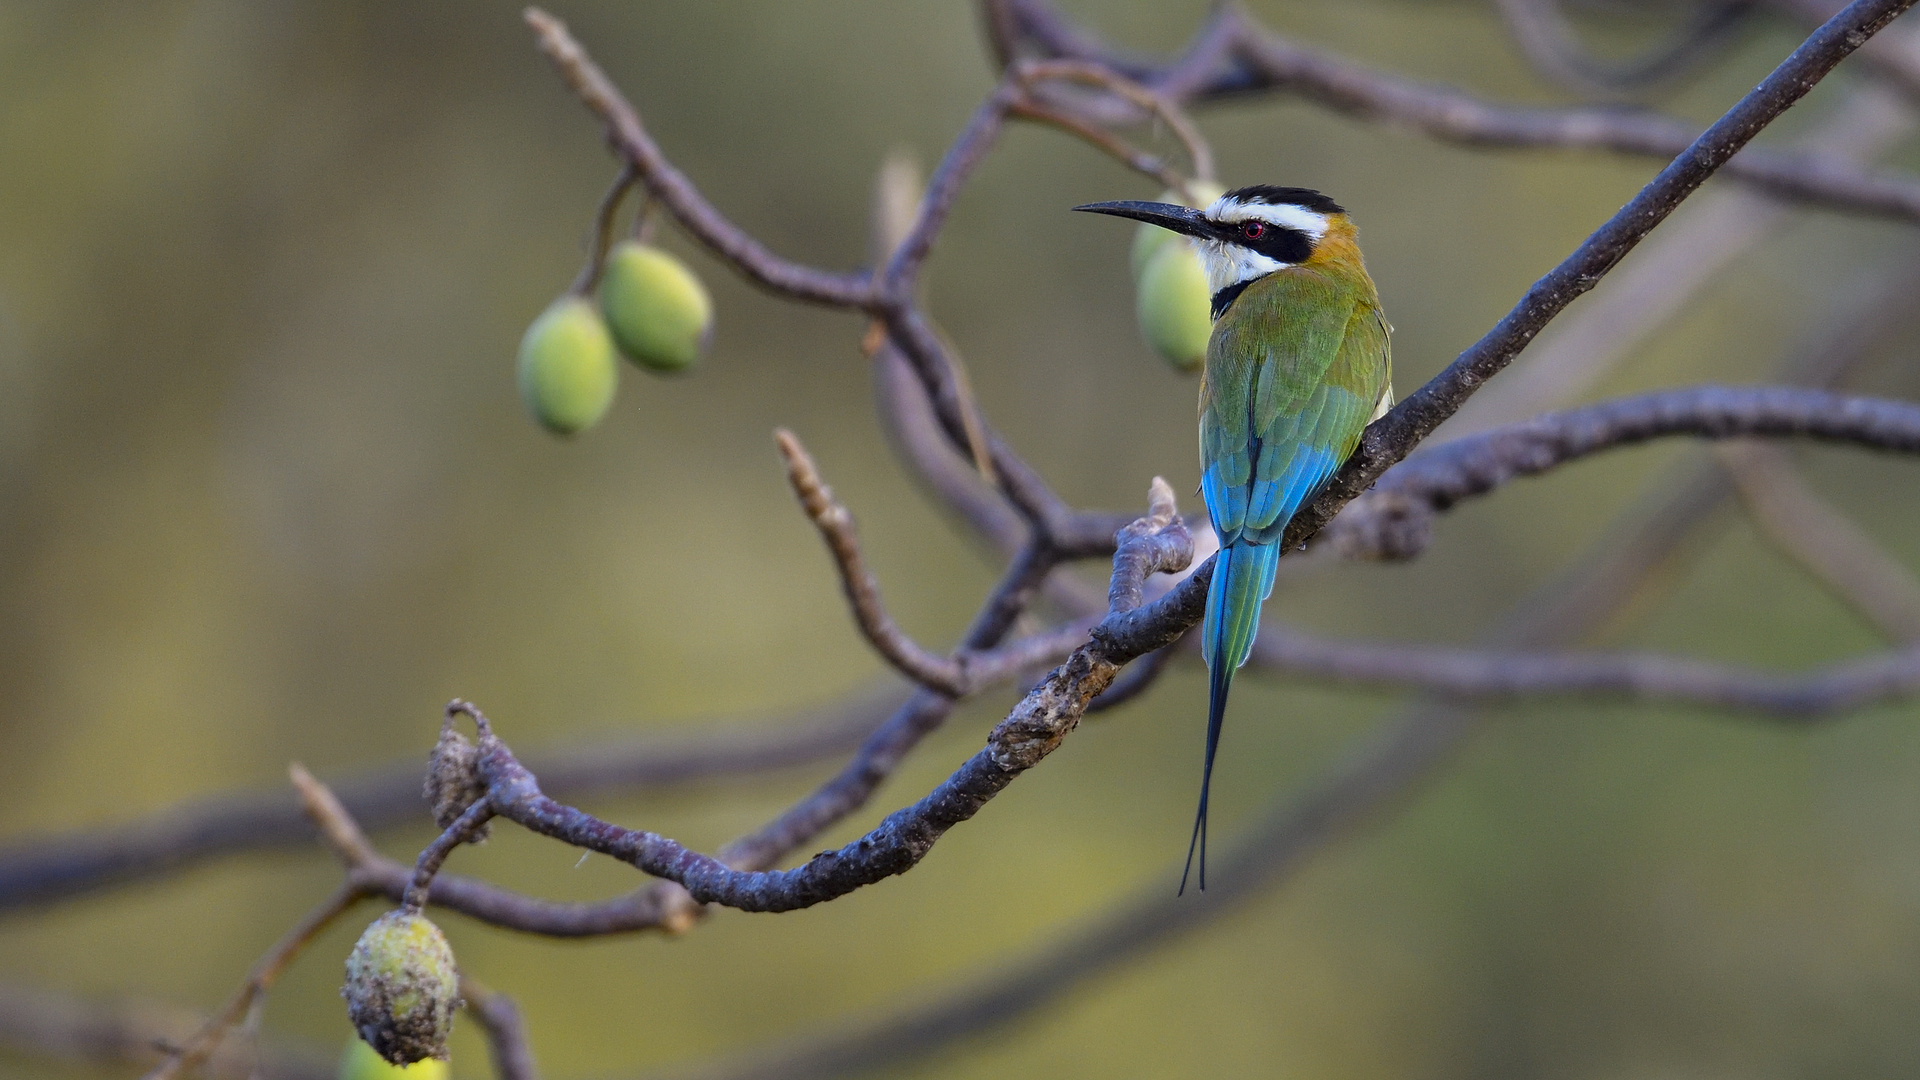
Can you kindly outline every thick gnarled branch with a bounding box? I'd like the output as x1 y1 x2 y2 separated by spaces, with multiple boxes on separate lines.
446 482 1189 914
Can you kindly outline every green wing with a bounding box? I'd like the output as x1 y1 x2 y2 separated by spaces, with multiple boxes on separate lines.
1200 270 1389 547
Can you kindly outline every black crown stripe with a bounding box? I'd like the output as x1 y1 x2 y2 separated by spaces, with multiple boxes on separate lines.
1220 185 1345 215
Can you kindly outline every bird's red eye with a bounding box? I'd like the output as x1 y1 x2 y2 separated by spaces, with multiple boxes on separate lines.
1243 222 1266 239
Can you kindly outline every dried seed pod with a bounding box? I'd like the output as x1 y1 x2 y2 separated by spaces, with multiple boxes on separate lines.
598 241 713 373
424 726 489 842
517 296 618 435
338 1036 450 1080
342 911 460 1066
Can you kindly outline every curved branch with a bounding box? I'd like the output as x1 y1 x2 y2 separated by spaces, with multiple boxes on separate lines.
0 983 329 1080
140 881 367 1080
1716 440 1920 641
776 429 970 695
1250 627 1920 718
1292 0 1917 548
993 0 1920 224
1011 59 1214 186
524 9 874 307
460 977 540 1080
1494 0 1760 95
1378 386 1920 513
0 687 908 913
528 7 1178 563
644 368 1812 1080
458 484 1189 915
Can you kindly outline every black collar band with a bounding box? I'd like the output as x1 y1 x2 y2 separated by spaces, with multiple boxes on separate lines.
1210 279 1257 320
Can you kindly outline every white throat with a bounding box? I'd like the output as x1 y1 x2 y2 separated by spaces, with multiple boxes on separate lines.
1194 241 1288 297
1194 196 1332 298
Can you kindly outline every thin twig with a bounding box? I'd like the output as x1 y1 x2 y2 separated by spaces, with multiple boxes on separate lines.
138 883 366 1080
1012 58 1215 185
776 429 973 695
1248 625 1920 716
460 977 540 1080
403 799 496 912
288 763 383 869
568 164 636 296
0 983 330 1080
1716 440 1920 641
524 8 874 307
1007 99 1192 200
1494 0 1760 95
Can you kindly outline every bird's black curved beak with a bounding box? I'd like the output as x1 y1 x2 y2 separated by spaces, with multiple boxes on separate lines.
1072 200 1214 239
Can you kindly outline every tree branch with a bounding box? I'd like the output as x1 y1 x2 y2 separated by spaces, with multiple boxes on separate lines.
0 687 908 913
1493 0 1760 95
991 0 1920 224
139 881 367 1080
1715 440 1920 641
1377 386 1920 514
461 977 540 1080
648 368 1794 1080
1249 626 1920 718
1771 0 1920 94
447 483 1188 915
523 8 874 307
776 429 971 695
1295 0 1918 547
0 983 329 1080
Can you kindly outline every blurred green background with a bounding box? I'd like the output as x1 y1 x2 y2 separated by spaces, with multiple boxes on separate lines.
2 1 1920 1077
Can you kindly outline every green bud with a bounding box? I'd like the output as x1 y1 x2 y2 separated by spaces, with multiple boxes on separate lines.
1135 238 1212 372
598 241 713 373
518 296 618 435
1128 182 1225 282
339 1037 450 1080
342 910 460 1066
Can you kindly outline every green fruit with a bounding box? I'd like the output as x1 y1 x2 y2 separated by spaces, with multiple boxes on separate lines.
339 1037 450 1080
598 241 712 373
342 910 460 1066
1128 182 1225 282
1136 239 1212 372
517 296 618 435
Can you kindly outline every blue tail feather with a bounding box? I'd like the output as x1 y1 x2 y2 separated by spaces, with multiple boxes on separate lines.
1182 541 1280 894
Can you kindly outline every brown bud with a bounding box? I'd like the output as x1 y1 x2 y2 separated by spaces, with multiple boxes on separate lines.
424 725 489 842
342 911 461 1066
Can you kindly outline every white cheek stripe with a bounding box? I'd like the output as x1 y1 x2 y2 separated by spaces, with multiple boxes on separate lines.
1197 239 1289 297
1207 198 1330 240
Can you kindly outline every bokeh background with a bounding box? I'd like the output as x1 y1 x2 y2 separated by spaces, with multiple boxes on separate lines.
3 1 1920 1077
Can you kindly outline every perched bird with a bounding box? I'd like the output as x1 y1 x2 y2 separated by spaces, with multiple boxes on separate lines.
1074 186 1393 892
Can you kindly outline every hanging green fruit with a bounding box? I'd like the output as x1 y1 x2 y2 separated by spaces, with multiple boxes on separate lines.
517 296 618 435
1135 237 1213 372
598 241 713 373
1129 183 1224 372
341 910 461 1066
338 1037 450 1080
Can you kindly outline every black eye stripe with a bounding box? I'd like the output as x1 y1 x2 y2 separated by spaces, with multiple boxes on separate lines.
1221 222 1313 264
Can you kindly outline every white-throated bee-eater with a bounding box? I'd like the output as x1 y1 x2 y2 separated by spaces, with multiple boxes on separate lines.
1074 186 1392 892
